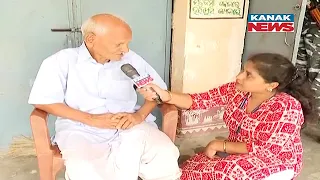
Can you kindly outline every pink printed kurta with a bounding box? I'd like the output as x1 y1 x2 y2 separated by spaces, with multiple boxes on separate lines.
180 82 304 180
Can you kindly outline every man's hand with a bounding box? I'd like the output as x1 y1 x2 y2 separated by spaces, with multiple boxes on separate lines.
89 113 119 129
112 112 144 129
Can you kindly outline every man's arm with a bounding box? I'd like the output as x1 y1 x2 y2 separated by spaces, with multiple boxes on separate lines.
29 54 118 129
34 103 118 129
136 100 157 120
34 103 91 124
28 56 91 124
113 100 157 129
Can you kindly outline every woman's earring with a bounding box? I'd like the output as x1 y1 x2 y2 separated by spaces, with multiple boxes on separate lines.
267 88 273 92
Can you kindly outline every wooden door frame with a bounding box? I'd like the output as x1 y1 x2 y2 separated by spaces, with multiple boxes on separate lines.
164 0 173 88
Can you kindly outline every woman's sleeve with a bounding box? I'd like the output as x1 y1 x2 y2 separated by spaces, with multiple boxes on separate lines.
189 82 237 110
246 100 304 158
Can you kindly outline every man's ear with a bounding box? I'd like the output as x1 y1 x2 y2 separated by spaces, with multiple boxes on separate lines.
84 33 96 47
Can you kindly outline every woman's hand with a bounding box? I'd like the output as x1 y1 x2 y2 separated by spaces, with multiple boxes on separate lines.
204 140 217 158
137 84 171 102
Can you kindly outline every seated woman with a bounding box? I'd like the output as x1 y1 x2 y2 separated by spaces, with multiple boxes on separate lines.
138 53 315 180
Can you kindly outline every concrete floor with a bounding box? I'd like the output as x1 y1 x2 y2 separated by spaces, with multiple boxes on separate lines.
0 128 320 180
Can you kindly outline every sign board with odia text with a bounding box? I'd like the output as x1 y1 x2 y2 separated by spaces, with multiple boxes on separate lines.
190 0 245 19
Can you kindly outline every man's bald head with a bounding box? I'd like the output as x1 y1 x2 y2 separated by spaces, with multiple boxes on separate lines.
81 14 131 37
81 14 132 63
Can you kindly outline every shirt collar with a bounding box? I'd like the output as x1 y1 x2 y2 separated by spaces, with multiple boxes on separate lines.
77 42 97 64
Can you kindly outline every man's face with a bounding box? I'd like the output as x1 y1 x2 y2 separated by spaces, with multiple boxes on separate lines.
87 27 132 61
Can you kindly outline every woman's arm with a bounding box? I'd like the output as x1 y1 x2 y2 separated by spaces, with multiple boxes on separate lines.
140 82 237 110
210 140 249 154
164 92 193 109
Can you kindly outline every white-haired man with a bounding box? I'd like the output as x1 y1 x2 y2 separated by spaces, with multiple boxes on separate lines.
28 14 181 180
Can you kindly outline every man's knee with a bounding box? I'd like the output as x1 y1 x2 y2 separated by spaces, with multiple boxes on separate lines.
159 140 180 160
59 141 111 180
145 131 180 164
139 141 181 180
65 158 105 180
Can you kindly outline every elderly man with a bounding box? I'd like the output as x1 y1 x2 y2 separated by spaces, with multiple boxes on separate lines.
28 14 181 180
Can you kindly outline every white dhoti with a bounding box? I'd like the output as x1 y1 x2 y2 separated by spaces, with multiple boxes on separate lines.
54 121 181 180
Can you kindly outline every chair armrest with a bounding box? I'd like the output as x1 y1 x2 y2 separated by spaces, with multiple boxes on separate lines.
30 108 52 154
30 108 58 180
159 104 178 142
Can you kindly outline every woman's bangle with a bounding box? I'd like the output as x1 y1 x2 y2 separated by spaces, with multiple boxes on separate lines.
223 140 227 152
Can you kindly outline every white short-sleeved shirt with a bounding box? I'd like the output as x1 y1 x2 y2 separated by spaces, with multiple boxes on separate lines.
28 43 167 140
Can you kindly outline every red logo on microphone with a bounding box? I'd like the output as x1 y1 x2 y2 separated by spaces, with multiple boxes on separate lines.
133 74 154 88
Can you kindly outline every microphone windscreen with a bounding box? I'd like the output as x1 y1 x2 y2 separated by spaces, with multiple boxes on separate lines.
120 64 140 78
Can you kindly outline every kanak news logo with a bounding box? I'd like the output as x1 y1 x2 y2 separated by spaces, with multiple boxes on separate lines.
247 14 294 32
133 74 154 88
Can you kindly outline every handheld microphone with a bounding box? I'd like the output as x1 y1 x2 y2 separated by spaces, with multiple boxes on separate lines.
120 63 163 104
